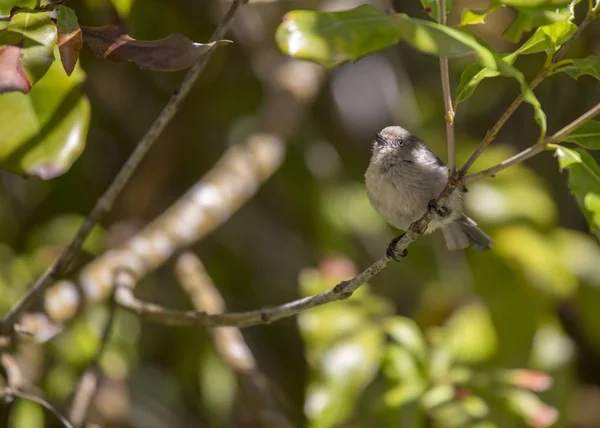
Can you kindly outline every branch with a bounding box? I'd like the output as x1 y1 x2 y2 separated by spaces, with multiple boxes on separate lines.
68 289 118 427
175 252 294 428
458 7 597 176
438 0 455 171
114 174 461 329
0 0 248 332
464 102 600 183
1 353 73 428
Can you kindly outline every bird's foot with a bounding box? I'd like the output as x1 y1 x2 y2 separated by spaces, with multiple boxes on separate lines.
428 199 449 218
386 234 408 262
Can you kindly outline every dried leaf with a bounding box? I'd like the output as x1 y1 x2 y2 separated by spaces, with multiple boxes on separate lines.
57 6 82 76
81 25 232 71
0 44 29 93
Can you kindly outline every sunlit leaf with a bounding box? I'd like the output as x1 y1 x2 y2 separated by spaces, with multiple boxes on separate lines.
57 6 82 76
81 25 232 71
562 56 600 80
383 316 427 363
0 12 56 93
275 5 401 68
503 8 572 43
455 63 501 105
511 20 576 57
442 302 498 363
0 57 90 179
555 146 600 238
558 120 600 149
460 8 494 25
498 0 572 9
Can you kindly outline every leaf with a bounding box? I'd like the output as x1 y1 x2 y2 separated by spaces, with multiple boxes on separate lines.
558 121 600 149
460 8 493 25
498 0 572 10
394 14 497 68
511 20 576 57
0 12 56 93
81 25 232 71
0 57 90 179
275 5 402 68
455 63 501 105
563 56 600 80
555 146 600 238
503 8 572 43
57 6 82 76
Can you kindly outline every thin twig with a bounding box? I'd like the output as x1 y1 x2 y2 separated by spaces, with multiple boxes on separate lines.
6 390 75 428
0 0 248 332
175 253 293 428
114 175 460 329
1 353 74 428
459 8 597 176
464 102 600 183
438 0 455 171
68 289 118 427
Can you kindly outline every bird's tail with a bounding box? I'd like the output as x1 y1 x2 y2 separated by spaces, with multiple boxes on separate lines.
442 215 493 251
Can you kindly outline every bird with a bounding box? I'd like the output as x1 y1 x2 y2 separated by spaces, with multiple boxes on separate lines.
365 125 493 259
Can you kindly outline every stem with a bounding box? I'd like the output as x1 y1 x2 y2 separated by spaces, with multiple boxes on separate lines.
438 0 456 171
0 0 247 332
464 102 600 183
459 6 597 176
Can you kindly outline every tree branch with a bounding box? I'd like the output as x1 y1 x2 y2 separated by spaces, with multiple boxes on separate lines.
68 289 118 427
458 7 597 176
0 0 248 332
175 252 294 428
464 102 600 183
438 0 455 171
1 353 73 428
114 173 461 329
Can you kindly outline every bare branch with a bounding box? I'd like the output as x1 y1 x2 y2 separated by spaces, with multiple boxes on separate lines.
464 102 600 183
459 10 597 176
0 0 248 332
114 173 461 329
1 353 73 428
438 0 455 171
175 252 294 428
68 290 118 427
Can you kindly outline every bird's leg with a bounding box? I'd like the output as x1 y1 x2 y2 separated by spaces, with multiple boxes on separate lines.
386 234 408 262
428 199 449 218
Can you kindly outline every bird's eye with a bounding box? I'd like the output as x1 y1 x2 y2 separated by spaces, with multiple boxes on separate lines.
398 140 404 147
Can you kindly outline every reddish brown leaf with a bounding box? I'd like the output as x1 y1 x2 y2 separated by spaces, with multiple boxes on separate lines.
0 45 30 94
57 6 83 76
81 25 232 71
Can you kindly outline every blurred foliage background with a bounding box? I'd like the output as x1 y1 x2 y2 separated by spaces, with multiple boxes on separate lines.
0 0 600 427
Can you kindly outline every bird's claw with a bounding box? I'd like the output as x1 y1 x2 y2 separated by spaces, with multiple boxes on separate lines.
386 235 408 261
428 199 449 218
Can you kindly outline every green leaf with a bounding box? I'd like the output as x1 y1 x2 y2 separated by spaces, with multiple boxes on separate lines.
0 56 90 179
0 12 57 93
559 120 600 149
503 8 572 43
455 63 501 105
275 5 401 68
460 8 494 25
383 317 427 363
562 56 600 80
394 14 497 68
57 6 82 76
498 0 572 10
513 20 576 56
555 146 600 238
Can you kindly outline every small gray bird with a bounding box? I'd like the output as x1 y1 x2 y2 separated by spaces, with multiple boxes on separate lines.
365 126 493 257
